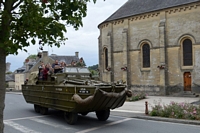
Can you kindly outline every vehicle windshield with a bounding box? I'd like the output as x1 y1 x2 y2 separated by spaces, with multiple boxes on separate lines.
65 67 90 74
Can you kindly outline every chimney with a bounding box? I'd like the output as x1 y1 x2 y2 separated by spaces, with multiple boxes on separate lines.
42 51 48 57
6 62 11 72
25 63 29 71
75 52 79 58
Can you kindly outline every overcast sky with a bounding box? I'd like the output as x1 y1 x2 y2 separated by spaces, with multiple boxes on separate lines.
6 0 127 72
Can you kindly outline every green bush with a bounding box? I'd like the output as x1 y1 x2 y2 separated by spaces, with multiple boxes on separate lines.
127 92 147 101
149 101 200 120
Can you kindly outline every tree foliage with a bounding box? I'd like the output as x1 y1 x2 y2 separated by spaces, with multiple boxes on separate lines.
0 0 101 132
88 64 98 70
0 0 98 55
27 54 37 59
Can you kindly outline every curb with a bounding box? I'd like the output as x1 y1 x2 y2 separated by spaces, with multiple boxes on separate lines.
111 111 200 125
6 92 22 95
133 115 200 125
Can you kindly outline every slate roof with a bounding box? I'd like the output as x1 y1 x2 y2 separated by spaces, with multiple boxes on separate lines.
103 0 199 23
15 65 26 73
15 60 37 73
49 55 80 64
6 74 15 82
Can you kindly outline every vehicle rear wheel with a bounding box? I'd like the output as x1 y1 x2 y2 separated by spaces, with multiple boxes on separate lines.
40 107 48 115
34 105 40 113
64 112 78 125
96 109 110 121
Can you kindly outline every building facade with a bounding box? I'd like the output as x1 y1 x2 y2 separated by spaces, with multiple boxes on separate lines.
15 73 25 90
98 0 200 95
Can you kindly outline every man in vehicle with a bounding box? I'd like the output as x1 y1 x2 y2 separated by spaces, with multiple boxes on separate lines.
52 60 62 73
76 57 86 67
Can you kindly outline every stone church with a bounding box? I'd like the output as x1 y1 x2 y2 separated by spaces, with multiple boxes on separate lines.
98 0 200 95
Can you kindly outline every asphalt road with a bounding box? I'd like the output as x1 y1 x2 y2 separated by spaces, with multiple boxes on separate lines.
4 93 200 133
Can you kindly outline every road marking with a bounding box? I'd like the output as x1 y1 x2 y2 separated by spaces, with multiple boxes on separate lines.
76 118 132 133
30 118 71 130
4 120 41 133
6 92 22 95
112 109 143 113
4 115 47 122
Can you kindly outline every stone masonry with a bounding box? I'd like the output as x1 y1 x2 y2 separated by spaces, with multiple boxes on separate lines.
98 1 200 95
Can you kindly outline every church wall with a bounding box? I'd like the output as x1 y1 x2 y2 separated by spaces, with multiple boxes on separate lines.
112 23 126 52
129 16 160 49
100 24 112 82
113 52 124 81
128 16 162 94
112 22 126 82
193 45 200 93
166 7 200 47
165 6 200 94
166 47 183 94
99 2 200 95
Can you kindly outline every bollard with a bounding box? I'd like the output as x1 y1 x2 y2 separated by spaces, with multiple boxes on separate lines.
145 101 149 115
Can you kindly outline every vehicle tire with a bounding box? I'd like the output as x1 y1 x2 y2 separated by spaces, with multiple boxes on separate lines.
34 104 40 113
96 109 110 121
81 112 88 116
40 107 48 115
64 112 78 125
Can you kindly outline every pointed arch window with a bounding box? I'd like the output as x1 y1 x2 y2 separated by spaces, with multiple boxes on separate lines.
183 39 193 66
142 44 150 68
104 48 108 69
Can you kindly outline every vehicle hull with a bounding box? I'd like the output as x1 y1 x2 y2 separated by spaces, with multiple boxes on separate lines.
22 84 126 113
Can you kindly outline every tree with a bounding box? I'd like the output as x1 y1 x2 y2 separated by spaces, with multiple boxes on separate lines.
0 0 99 132
27 54 37 59
88 64 98 70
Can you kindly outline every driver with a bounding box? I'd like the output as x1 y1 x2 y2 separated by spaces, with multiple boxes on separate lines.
52 60 62 73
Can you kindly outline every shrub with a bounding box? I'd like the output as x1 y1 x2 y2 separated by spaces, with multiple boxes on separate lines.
127 92 147 101
149 101 200 120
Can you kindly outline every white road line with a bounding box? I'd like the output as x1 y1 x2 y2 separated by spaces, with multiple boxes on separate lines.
4 116 47 122
30 118 70 130
76 118 132 133
112 109 143 113
4 120 41 133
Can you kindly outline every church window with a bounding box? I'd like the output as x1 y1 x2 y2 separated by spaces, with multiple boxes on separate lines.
142 44 150 68
183 39 193 66
104 48 108 69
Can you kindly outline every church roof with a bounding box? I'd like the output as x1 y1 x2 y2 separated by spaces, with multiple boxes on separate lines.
103 0 199 23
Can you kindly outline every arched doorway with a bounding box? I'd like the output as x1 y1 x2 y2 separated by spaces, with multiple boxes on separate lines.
184 72 191 91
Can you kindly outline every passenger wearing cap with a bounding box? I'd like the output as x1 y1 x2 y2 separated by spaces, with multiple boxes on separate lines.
76 57 86 67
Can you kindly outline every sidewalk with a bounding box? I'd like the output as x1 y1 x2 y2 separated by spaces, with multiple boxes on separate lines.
115 96 199 113
111 96 200 125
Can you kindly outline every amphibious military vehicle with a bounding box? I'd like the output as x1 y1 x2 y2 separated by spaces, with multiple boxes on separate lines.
22 67 132 124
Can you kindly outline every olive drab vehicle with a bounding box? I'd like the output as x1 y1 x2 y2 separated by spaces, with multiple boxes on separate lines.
22 67 132 125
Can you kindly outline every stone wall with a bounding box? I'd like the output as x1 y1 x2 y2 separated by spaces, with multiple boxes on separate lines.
99 2 200 95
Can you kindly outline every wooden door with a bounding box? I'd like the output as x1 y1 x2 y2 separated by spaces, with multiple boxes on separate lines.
184 72 191 91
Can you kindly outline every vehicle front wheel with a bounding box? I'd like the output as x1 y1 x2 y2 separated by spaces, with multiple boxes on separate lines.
40 107 48 115
34 105 40 113
64 112 78 125
96 109 110 121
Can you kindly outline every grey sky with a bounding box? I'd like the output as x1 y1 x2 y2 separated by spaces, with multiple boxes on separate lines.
6 0 127 72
